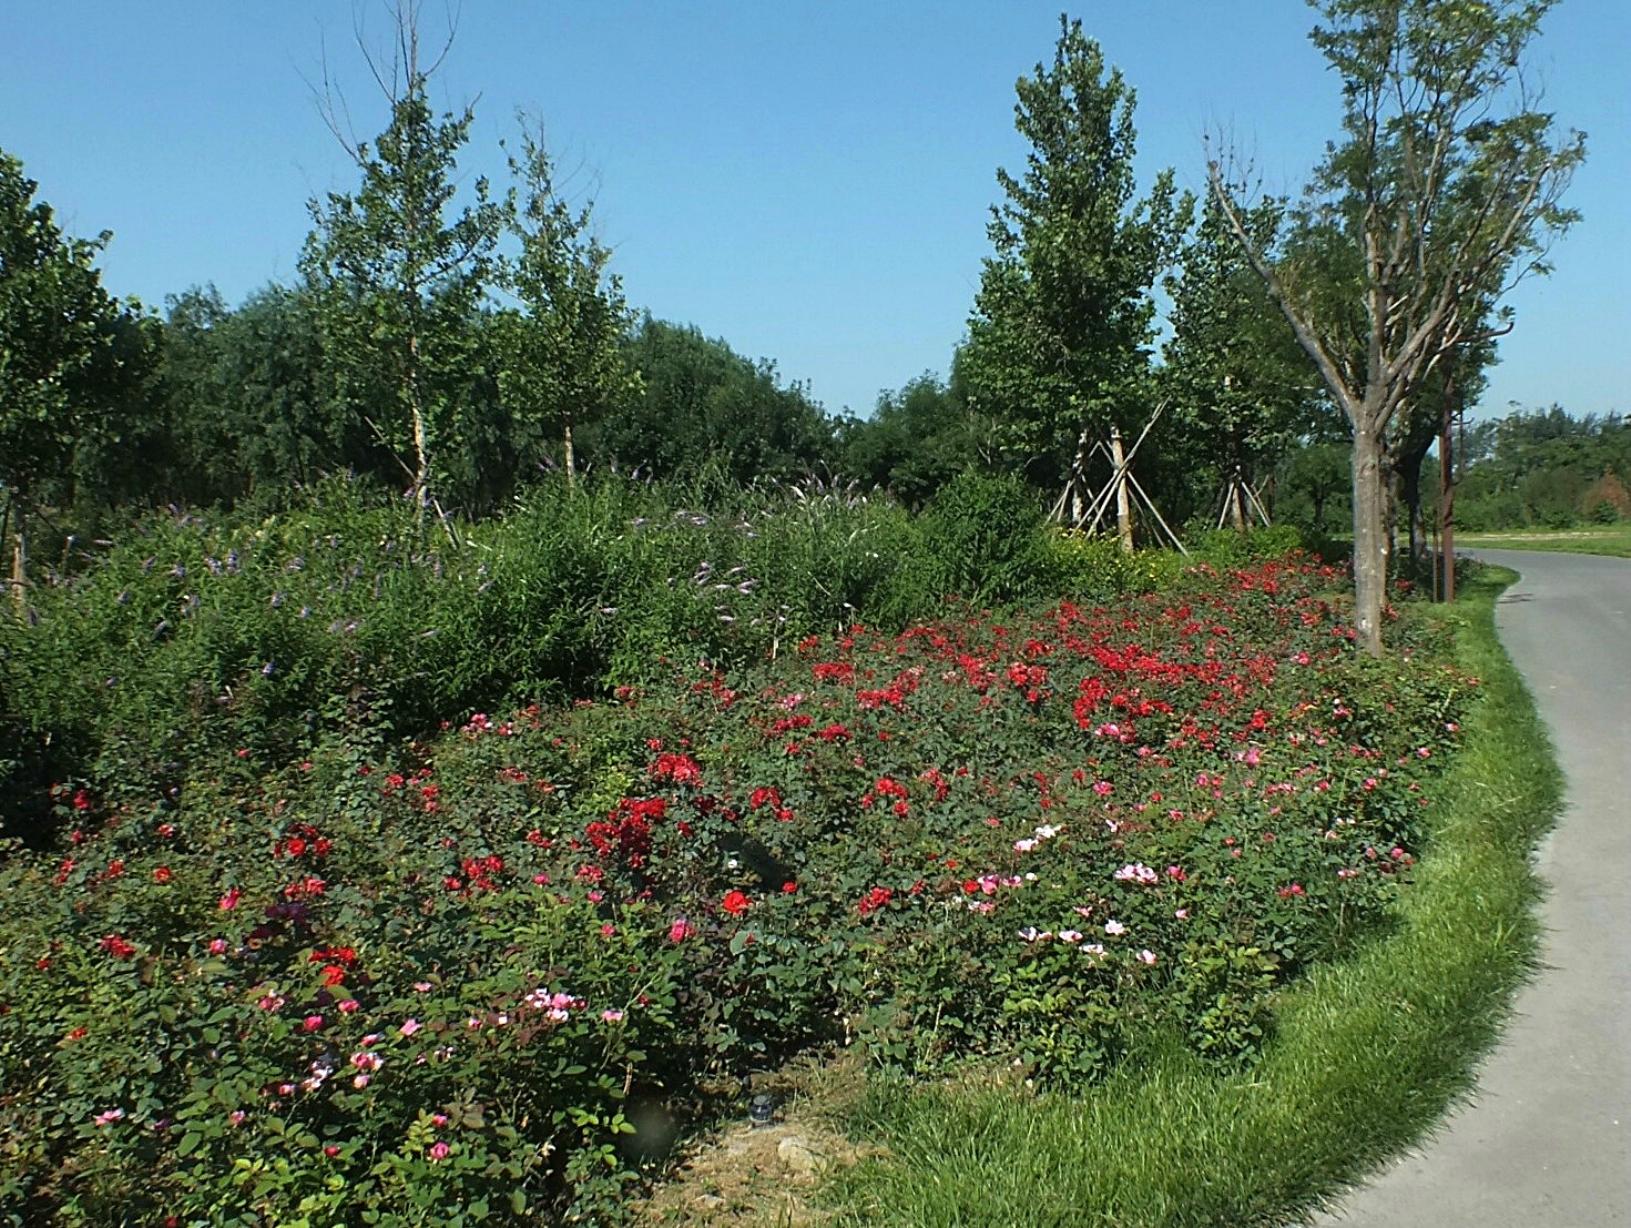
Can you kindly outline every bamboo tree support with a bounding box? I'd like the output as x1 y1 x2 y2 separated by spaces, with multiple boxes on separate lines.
1050 423 1097 528
362 414 463 548
1054 401 1172 532
1216 468 1273 530
1069 402 1187 555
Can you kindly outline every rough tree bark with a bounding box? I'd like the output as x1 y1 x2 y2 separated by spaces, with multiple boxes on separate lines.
1350 422 1387 650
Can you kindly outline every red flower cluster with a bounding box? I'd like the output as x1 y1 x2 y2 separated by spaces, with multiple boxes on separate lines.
448 855 505 893
651 752 703 786
811 661 855 685
98 934 136 960
274 822 332 860
856 886 894 917
586 797 667 868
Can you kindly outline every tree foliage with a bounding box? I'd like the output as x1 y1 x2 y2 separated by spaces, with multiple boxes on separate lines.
496 123 638 486
158 284 342 506
1211 0 1585 651
596 317 836 483
839 365 994 506
300 13 505 513
962 17 1189 489
0 148 153 512
1162 189 1326 522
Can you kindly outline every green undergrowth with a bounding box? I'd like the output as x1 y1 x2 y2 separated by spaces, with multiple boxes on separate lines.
820 564 1560 1227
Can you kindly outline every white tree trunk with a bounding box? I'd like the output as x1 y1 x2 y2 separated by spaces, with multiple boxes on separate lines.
1110 426 1134 554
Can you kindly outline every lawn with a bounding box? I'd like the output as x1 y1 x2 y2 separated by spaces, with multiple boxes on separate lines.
1457 524 1631 559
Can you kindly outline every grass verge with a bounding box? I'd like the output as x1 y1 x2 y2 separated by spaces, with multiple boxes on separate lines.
817 565 1561 1227
1459 525 1631 558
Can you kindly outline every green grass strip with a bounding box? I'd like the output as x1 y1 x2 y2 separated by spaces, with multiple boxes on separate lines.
820 566 1561 1227
1458 525 1631 558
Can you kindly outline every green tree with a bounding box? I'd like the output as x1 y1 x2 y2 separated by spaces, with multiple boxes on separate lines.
0 148 153 591
840 367 992 506
496 123 637 487
158 284 349 506
300 9 504 517
1279 441 1353 534
597 317 836 483
961 16 1188 495
1390 323 1497 565
1162 190 1325 529
1210 0 1585 652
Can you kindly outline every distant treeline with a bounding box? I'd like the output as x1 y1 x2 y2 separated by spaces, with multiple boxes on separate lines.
1451 406 1631 530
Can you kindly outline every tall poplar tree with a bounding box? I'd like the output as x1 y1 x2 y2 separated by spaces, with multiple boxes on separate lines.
962 16 1188 493
496 123 636 486
1162 190 1324 528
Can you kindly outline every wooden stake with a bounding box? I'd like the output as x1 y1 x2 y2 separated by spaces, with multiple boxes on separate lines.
1110 426 1133 554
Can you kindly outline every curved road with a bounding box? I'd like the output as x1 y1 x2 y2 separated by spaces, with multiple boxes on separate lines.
1319 549 1631 1227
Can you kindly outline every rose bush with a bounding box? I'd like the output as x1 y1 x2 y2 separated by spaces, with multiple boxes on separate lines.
0 554 1471 1223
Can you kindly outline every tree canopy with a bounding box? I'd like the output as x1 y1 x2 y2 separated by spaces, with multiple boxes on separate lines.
962 16 1189 491
1211 0 1584 651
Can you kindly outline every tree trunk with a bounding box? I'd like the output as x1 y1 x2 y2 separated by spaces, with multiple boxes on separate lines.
563 412 577 487
407 329 431 518
1351 425 1387 656
1228 470 1247 532
1440 383 1457 603
1400 459 1425 571
1110 426 1133 554
10 518 26 614
1067 423 1091 527
0 495 9 604
1380 435 1396 583
410 403 430 511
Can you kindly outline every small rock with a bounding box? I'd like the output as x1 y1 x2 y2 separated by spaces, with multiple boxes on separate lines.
777 1135 821 1179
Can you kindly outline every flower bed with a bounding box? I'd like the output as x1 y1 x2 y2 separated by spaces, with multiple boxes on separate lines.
0 557 1470 1224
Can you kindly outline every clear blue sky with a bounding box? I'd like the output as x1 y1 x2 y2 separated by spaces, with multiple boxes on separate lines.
3 1 1625 421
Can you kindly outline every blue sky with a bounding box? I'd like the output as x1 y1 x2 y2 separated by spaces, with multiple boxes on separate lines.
3 1 1625 421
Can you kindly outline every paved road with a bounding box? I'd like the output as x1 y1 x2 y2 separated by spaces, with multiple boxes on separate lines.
1318 549 1631 1227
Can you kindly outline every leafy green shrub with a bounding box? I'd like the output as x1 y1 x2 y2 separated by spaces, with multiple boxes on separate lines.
1188 524 1308 566
1044 530 1185 602
0 476 956 831
920 470 1051 605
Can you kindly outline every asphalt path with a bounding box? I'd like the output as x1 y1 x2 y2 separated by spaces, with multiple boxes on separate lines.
1318 549 1631 1227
